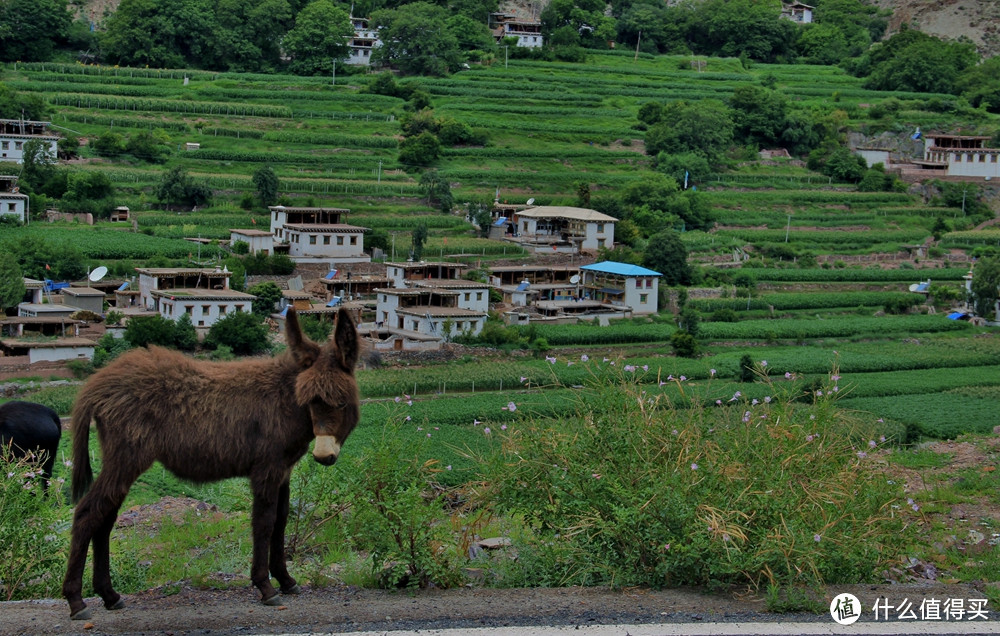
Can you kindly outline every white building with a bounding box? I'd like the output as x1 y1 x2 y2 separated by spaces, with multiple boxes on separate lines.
133 267 254 327
386 261 468 288
780 2 813 23
917 134 1000 180
0 175 28 223
489 12 544 48
0 119 59 164
229 228 275 255
579 261 661 315
268 206 370 263
151 288 256 328
513 206 616 253
374 287 487 339
346 16 381 66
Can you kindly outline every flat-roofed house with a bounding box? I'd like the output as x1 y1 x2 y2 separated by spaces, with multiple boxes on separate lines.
0 119 59 164
229 228 275 255
916 133 1000 179
513 206 616 253
151 288 256 328
0 175 28 223
386 261 468 288
135 267 253 328
579 261 662 315
268 206 370 263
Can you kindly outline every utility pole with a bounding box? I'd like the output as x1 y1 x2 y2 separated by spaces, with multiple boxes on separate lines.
332 59 336 86
504 45 508 69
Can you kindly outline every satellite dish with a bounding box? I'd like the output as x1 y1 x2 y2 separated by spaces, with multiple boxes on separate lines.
89 266 109 282
570 274 581 284
526 198 535 206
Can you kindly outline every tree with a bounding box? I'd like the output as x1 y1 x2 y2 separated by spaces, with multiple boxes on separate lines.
205 311 270 355
419 169 453 213
61 171 116 218
91 131 126 158
411 223 428 261
0 251 26 313
283 0 353 75
214 0 293 71
155 166 212 210
0 83 51 120
252 165 280 207
970 256 1000 319
446 14 496 53
689 0 794 62
173 312 199 351
856 29 978 94
100 0 219 69
125 129 171 163
644 100 733 163
644 230 692 286
398 131 441 167
729 84 788 148
248 281 283 316
0 0 72 62
372 2 464 76
124 314 177 348
18 139 57 193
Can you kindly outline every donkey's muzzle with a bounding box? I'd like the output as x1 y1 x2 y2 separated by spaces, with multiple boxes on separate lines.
313 435 341 466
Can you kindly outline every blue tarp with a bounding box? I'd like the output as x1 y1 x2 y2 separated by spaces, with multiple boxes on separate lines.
947 311 968 320
324 270 338 280
515 282 530 292
580 261 662 277
117 281 130 291
326 297 342 307
494 218 508 226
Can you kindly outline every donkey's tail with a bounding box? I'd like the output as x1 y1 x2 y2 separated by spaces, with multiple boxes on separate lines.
70 400 95 504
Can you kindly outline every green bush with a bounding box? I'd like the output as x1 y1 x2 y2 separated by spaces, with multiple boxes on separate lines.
0 448 70 600
478 372 909 588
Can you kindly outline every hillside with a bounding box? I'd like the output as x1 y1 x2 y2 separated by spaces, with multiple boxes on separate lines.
76 0 1000 58
875 0 1000 58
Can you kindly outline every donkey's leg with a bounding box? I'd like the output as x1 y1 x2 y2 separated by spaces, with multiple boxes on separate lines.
63 488 103 620
91 507 126 611
270 479 300 594
250 477 282 605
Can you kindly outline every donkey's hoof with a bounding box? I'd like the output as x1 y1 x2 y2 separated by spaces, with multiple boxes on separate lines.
70 606 92 621
107 597 126 611
281 584 302 595
262 593 284 606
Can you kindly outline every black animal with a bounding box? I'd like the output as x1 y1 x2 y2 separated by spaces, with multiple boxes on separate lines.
0 400 63 485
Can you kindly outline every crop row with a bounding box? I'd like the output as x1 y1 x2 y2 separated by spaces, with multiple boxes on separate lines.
0 226 224 260
357 337 1000 399
10 62 218 80
713 228 930 246
939 230 1000 247
688 291 923 313
262 131 398 148
59 112 192 133
741 267 969 282
47 93 292 117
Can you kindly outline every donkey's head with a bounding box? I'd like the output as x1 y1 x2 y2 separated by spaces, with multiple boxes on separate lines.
288 307 361 465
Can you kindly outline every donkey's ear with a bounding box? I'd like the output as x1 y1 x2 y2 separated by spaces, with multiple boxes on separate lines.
332 307 359 371
286 307 319 367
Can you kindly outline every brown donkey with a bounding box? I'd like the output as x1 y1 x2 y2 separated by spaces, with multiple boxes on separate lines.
62 307 361 620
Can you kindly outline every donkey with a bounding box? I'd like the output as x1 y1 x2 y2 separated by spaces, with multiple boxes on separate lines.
0 400 62 488
62 307 361 620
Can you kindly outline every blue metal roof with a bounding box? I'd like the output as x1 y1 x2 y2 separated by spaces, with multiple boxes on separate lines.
494 217 508 226
580 261 662 277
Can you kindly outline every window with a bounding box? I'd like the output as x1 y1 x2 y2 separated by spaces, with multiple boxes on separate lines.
337 236 344 245
477 292 483 301
323 236 330 245
597 223 604 232
0 142 7 149
219 306 227 315
640 294 648 304
235 305 244 312
7 203 14 211
309 235 317 245
202 305 211 315
350 236 357 245
464 293 471 301
14 141 23 150
185 305 194 315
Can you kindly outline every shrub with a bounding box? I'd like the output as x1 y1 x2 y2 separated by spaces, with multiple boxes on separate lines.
204 311 270 355
124 314 176 348
0 448 69 601
477 369 909 589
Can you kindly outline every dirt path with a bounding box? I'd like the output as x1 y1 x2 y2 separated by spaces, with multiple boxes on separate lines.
4 582 996 636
